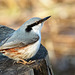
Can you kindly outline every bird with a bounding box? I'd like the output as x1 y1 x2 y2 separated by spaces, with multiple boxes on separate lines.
0 16 51 64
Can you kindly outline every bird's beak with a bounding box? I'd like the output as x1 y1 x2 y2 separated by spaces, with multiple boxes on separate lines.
40 16 51 23
27 16 51 28
33 16 51 25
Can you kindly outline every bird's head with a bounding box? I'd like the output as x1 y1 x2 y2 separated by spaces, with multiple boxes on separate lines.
19 16 51 34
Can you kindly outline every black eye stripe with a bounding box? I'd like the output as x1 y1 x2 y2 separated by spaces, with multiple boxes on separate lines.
27 20 42 28
25 16 51 32
25 27 32 32
25 20 42 32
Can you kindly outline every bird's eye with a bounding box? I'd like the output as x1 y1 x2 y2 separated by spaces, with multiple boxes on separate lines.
25 27 32 32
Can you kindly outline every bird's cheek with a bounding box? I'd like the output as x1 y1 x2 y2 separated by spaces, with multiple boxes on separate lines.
33 26 38 30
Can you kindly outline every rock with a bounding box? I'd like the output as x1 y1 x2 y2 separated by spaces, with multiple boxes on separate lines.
0 25 53 75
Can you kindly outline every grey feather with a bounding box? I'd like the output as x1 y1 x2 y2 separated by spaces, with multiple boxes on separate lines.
0 17 41 50
0 32 39 49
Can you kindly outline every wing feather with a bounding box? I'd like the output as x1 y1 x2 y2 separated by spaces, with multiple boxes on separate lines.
0 33 39 50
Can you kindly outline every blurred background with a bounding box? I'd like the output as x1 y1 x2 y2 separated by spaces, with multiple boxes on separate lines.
0 0 75 75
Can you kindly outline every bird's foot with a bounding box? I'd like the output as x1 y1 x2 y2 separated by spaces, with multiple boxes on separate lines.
26 60 36 65
17 59 36 65
17 59 35 65
17 59 28 65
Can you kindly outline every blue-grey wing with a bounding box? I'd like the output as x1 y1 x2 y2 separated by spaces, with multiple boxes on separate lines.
0 33 39 50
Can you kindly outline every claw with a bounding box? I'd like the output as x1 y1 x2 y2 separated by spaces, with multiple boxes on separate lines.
17 59 28 65
26 60 36 65
17 59 36 65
